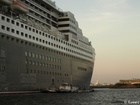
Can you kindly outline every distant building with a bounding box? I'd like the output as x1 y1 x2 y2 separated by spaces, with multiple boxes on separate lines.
90 80 102 86
119 79 140 84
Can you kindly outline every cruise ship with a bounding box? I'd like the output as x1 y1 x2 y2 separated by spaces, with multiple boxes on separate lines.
0 0 95 92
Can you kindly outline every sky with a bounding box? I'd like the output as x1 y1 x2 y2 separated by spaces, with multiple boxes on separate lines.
54 0 140 84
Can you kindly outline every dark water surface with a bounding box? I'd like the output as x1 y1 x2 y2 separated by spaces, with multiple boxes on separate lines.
0 88 140 105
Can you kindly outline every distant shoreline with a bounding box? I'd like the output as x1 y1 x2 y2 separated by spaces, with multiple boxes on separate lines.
90 83 140 89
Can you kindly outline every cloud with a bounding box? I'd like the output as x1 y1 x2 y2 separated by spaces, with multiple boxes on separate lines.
89 0 129 21
79 0 136 36
92 0 128 10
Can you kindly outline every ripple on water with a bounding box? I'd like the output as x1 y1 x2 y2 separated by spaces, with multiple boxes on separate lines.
0 89 140 105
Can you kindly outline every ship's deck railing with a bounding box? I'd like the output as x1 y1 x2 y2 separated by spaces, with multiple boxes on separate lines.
43 0 63 12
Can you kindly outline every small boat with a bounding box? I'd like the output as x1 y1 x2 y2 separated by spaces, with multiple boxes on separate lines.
58 83 71 92
11 1 29 14
58 83 78 92
41 88 58 93
48 88 57 93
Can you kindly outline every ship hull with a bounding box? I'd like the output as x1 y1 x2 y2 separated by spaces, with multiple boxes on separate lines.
0 32 94 92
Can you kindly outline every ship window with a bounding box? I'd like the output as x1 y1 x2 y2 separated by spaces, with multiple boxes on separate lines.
29 35 31 39
21 40 23 44
16 39 19 43
36 38 38 41
1 66 6 72
39 55 42 59
11 20 15 24
35 62 38 66
45 56 48 60
36 54 38 58
40 62 42 66
6 35 9 39
24 26 27 29
36 30 38 33
42 33 44 36
29 52 31 57
42 55 45 59
21 32 24 36
46 63 48 67
29 27 31 31
30 69 32 73
29 42 31 46
25 51 28 56
49 64 51 68
16 31 19 35
7 18 10 22
33 61 35 65
7 27 10 31
25 60 28 64
1 16 5 20
32 44 35 47
21 24 24 28
33 29 35 32
11 29 15 33
54 65 57 69
32 53 35 58
25 34 28 37
29 60 32 65
27 68 30 73
0 49 6 58
36 45 38 48
16 22 19 26
33 36 35 40
1 25 5 30
48 57 51 61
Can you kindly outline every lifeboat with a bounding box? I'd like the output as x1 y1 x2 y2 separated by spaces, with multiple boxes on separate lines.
0 0 12 5
11 1 29 14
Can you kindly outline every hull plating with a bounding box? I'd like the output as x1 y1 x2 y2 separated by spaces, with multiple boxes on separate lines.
0 33 94 92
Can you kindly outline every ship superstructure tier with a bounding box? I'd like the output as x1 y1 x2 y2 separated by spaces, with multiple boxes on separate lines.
0 0 95 92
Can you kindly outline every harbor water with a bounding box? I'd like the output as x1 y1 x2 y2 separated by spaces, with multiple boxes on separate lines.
0 88 140 105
